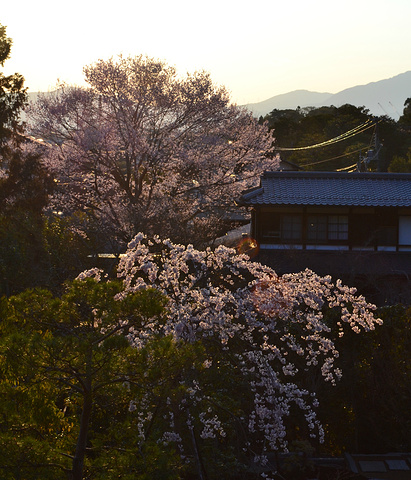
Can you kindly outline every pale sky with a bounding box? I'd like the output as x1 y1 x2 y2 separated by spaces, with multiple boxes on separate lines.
2 0 411 105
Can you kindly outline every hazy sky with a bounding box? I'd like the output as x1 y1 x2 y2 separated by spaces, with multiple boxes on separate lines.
2 0 410 105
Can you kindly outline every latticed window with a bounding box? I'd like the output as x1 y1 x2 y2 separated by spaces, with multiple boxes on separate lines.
260 213 281 240
328 215 348 240
260 213 302 242
307 215 348 243
282 215 302 241
307 215 327 241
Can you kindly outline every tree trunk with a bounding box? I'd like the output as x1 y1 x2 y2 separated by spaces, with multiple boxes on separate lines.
72 347 93 480
189 426 207 480
71 390 93 480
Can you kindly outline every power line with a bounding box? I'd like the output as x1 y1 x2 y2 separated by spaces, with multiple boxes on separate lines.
302 146 366 167
389 101 401 118
275 120 375 152
336 163 358 172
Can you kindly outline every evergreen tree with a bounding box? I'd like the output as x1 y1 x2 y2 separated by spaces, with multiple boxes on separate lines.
0 23 27 152
0 24 87 296
399 97 411 125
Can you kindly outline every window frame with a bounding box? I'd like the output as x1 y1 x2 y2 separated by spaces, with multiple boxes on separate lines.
259 210 303 244
306 214 348 244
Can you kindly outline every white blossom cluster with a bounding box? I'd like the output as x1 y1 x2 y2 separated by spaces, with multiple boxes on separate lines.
114 234 381 455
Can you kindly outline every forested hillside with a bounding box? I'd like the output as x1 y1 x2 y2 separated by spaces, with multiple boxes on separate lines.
261 103 411 172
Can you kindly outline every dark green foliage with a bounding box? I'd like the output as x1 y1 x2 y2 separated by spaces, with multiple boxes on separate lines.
0 23 27 152
317 304 411 455
0 208 99 296
0 24 70 296
0 147 104 296
263 104 411 172
399 97 411 125
388 147 411 172
263 105 370 171
0 149 53 213
0 280 181 479
0 210 45 296
0 149 54 295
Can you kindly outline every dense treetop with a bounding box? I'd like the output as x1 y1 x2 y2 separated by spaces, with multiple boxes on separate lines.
28 55 276 249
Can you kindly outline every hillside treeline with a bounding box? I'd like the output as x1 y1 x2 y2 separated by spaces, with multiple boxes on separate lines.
261 102 411 172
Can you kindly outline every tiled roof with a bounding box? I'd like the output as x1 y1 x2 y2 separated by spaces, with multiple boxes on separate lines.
239 171 411 207
345 453 411 480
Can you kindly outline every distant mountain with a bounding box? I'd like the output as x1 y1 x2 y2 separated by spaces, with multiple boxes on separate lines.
26 72 411 121
245 90 332 118
244 71 411 120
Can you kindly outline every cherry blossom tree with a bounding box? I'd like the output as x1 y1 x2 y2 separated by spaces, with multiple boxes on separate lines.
80 234 381 478
28 56 276 249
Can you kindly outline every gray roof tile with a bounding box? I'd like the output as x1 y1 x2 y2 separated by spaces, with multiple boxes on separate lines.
239 172 411 207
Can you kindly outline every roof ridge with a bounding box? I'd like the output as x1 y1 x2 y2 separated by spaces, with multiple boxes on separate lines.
262 170 411 180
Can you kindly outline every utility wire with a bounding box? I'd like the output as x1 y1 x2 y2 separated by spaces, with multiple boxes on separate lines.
389 101 401 118
302 146 367 166
336 163 358 172
275 120 375 151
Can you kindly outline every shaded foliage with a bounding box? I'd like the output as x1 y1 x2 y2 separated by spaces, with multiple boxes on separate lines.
398 97 411 125
262 104 411 172
0 279 184 480
317 304 411 455
0 148 53 213
0 23 27 153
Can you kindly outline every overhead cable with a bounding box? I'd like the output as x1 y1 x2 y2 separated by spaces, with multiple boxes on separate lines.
302 146 367 167
335 163 358 172
275 120 375 151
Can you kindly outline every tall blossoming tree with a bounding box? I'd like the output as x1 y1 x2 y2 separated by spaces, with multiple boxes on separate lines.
28 56 276 249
